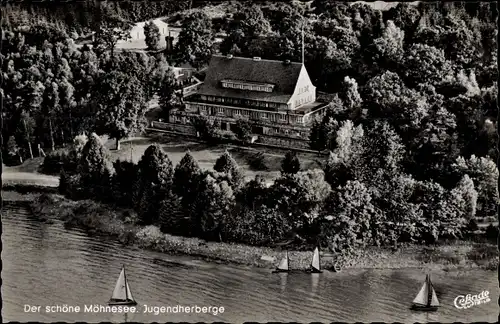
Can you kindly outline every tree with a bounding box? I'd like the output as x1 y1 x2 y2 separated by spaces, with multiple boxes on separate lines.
281 151 301 174
339 76 363 120
323 151 352 188
409 104 459 185
192 172 235 241
372 20 405 68
174 11 214 69
362 120 405 180
39 81 60 151
333 124 364 163
92 71 148 150
133 144 174 224
320 180 376 259
440 16 482 69
403 43 452 87
112 160 138 207
364 71 428 125
213 150 244 189
325 120 365 183
192 115 220 142
58 77 76 140
144 20 161 51
7 136 22 164
222 205 292 246
63 134 89 174
158 192 185 235
453 155 498 217
370 172 423 245
270 169 331 230
220 5 271 56
386 2 421 44
236 175 269 209
59 168 69 195
436 175 478 238
308 102 342 152
173 151 201 200
233 118 252 143
77 132 114 199
158 68 179 121
412 180 446 243
158 67 178 121
93 23 132 62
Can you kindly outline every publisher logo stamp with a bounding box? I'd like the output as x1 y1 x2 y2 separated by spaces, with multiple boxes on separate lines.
454 290 491 309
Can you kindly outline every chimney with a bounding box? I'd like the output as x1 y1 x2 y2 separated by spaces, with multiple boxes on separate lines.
253 57 261 61
227 54 233 59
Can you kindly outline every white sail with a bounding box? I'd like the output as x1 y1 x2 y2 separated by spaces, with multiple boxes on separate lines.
126 281 134 301
430 285 439 306
277 253 289 270
412 281 428 305
111 268 127 301
311 247 320 271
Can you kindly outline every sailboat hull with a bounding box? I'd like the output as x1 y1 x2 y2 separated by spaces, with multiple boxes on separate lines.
330 264 339 272
108 299 137 306
306 268 322 274
272 269 290 273
411 304 438 312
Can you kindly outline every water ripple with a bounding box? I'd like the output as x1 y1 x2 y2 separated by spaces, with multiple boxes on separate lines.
2 205 497 323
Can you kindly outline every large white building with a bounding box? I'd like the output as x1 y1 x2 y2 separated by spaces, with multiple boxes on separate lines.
168 54 330 139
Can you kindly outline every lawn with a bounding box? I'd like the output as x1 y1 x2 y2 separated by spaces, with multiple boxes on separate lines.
2 157 59 187
103 135 322 184
1 133 323 187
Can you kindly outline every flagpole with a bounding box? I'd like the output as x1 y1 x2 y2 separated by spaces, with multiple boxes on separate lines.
301 22 304 64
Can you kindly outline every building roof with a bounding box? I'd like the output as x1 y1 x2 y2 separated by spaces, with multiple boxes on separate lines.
197 55 304 104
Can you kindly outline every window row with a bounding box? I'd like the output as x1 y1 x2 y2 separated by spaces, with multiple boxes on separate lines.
221 81 274 93
295 95 312 107
194 105 302 123
202 96 284 109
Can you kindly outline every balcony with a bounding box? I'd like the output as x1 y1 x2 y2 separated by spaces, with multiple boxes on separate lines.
185 94 284 113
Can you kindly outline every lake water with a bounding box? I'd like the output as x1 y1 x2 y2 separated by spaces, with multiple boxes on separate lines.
2 201 498 323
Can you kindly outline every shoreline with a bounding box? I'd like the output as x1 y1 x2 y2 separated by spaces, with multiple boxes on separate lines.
6 189 497 273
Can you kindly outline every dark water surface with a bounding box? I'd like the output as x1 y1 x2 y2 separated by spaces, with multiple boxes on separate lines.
2 203 498 323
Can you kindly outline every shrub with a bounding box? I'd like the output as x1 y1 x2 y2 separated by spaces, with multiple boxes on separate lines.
40 150 67 175
485 223 498 241
136 225 165 248
223 206 292 246
62 174 85 200
192 115 220 143
247 152 268 171
59 169 69 194
281 151 301 174
233 119 252 142
213 150 244 189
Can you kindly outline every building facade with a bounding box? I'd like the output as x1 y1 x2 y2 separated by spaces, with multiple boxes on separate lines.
168 55 329 140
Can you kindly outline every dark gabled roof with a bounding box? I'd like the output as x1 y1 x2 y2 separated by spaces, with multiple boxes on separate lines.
196 55 303 104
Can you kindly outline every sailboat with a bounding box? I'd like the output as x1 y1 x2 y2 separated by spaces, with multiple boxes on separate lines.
411 274 439 311
306 247 322 273
108 265 137 306
272 251 290 273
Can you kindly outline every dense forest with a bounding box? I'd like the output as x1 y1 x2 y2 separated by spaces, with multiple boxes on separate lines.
1 1 195 36
2 1 498 264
